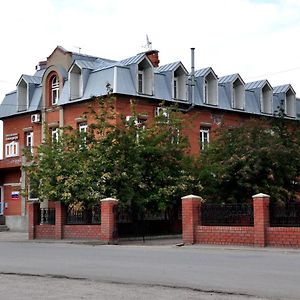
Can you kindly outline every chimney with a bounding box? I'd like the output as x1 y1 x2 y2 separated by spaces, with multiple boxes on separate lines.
146 50 160 67
35 61 47 71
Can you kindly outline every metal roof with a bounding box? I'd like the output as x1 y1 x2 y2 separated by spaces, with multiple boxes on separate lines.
156 61 182 72
245 80 270 90
273 84 295 94
1 46 300 120
194 67 218 79
219 73 244 84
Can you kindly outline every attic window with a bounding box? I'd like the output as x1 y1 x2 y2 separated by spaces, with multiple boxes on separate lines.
232 78 245 110
17 79 28 111
173 67 187 100
203 73 218 105
70 64 83 100
286 89 296 117
137 58 153 95
51 75 59 105
261 84 272 114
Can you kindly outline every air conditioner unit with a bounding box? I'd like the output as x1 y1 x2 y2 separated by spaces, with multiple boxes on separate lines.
31 114 41 123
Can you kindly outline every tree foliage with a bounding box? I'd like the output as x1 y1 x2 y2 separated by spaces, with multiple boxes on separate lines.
199 117 300 204
24 97 202 212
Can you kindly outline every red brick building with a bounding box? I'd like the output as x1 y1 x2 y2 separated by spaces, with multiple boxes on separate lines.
0 46 299 231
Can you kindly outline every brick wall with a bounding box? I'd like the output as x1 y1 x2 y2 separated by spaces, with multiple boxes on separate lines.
267 227 300 247
35 224 55 239
182 193 300 248
64 225 101 239
196 226 254 245
28 199 117 243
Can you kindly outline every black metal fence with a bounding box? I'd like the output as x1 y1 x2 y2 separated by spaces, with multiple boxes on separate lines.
117 206 182 238
39 208 55 225
66 205 101 225
201 203 254 226
270 202 300 227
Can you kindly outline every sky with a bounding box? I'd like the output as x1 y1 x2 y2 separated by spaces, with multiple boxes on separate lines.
1 0 300 156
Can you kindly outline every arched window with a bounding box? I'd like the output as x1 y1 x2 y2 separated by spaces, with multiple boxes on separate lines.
51 75 59 105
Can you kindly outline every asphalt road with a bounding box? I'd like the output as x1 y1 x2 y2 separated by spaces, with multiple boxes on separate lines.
0 238 300 299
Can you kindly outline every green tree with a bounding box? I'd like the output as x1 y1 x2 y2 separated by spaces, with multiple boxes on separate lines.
24 97 202 213
199 117 300 204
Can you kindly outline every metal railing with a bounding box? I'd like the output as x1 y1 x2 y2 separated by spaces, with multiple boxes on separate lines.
201 203 254 226
66 206 101 225
270 202 300 227
39 208 55 225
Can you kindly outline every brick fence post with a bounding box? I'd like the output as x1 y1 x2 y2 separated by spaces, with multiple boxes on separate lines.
28 201 40 240
100 198 118 243
55 201 66 240
181 195 202 244
253 193 270 247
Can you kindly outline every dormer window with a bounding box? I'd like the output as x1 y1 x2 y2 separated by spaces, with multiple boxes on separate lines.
261 84 272 114
203 72 218 105
173 66 187 101
138 70 144 93
173 78 178 99
51 75 59 105
232 78 245 110
137 58 153 95
286 89 296 117
69 64 83 100
17 79 28 112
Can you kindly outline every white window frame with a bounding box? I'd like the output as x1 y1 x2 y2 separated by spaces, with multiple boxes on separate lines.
79 123 88 133
26 131 34 153
200 127 210 150
51 76 59 105
204 79 208 104
51 128 59 142
173 78 178 99
138 71 144 94
5 141 19 158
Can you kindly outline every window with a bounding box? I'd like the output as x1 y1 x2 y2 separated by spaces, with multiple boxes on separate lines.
204 79 208 103
173 78 178 99
79 123 87 133
26 132 34 153
200 127 210 150
51 128 59 142
5 141 19 157
138 71 144 93
203 72 218 105
51 76 59 105
137 58 153 95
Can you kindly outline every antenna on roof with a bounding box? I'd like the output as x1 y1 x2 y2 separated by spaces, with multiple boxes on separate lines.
74 46 82 54
142 34 152 51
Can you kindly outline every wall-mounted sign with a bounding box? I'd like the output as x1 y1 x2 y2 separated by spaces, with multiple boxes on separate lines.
5 133 19 141
11 191 20 200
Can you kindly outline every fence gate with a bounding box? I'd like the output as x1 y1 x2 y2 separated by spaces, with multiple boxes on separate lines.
116 205 182 240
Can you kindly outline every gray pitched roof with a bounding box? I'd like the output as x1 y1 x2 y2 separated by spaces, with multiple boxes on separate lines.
0 46 299 120
245 80 270 90
194 67 214 77
273 84 295 94
219 73 244 84
156 61 182 72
